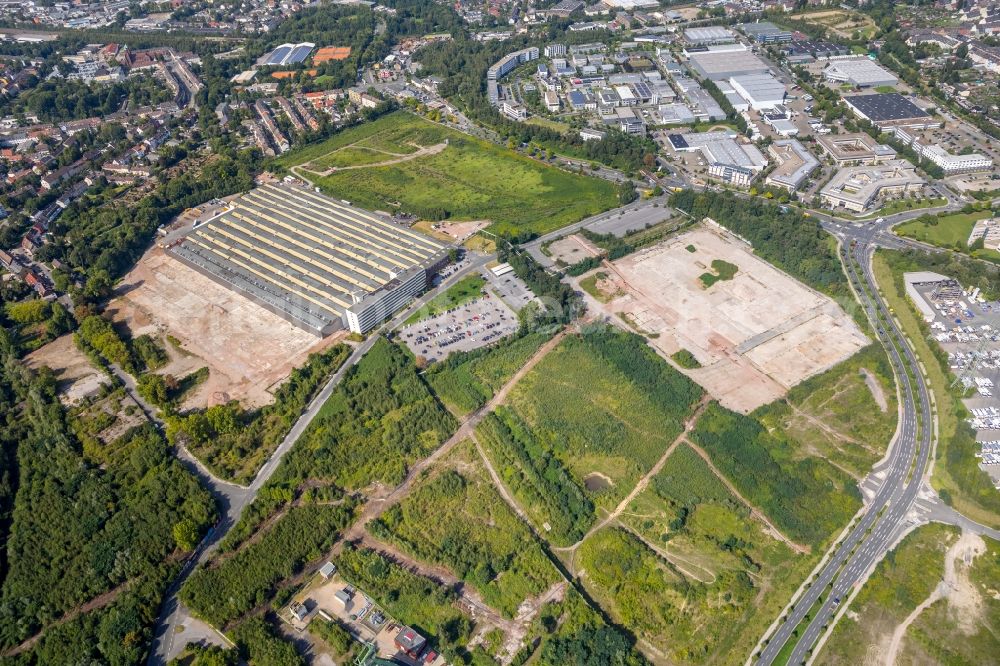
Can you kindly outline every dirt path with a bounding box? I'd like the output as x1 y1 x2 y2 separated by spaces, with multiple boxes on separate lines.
861 368 889 412
300 142 448 177
884 529 986 664
685 441 811 555
341 328 570 543
551 396 712 569
356 533 518 634
617 522 717 584
3 581 130 657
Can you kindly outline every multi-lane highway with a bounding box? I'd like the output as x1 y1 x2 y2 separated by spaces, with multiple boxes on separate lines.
755 214 941 664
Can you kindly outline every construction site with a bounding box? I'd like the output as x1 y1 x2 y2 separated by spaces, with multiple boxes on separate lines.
165 182 448 335
579 226 869 412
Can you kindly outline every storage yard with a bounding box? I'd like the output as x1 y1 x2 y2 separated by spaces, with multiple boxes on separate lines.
584 227 868 412
166 182 447 335
906 272 1000 485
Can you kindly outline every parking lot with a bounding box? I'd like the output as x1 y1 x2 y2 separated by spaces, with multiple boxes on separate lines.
399 292 518 362
913 278 1000 485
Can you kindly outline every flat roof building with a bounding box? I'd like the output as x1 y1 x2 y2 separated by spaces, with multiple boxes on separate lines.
766 139 819 191
687 49 771 81
168 183 447 336
919 145 993 174
684 26 737 45
816 133 898 165
737 21 794 43
668 131 767 171
820 160 925 213
729 73 786 110
843 93 941 129
823 58 898 88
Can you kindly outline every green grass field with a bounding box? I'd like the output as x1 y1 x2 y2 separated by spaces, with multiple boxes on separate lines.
756 344 897 480
404 274 485 325
477 327 703 545
895 211 992 249
277 111 618 237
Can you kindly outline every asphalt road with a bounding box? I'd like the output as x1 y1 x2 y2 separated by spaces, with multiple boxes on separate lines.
756 217 937 665
146 251 496 665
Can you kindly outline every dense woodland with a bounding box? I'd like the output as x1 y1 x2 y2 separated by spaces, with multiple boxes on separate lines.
0 328 216 663
0 75 172 124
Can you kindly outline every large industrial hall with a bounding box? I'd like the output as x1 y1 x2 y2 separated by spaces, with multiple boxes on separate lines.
167 182 447 335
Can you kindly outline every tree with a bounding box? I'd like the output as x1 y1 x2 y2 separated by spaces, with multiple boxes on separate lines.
173 518 202 551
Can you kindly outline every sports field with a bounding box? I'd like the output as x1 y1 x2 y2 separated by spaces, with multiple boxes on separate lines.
275 111 618 237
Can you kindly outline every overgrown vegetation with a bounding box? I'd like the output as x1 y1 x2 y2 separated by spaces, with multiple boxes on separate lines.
166 344 352 483
0 337 216 662
371 444 560 617
699 259 739 288
425 331 550 415
691 401 860 546
670 349 702 369
478 327 702 544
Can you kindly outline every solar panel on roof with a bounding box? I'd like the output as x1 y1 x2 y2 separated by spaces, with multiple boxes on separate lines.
266 45 291 65
286 44 313 64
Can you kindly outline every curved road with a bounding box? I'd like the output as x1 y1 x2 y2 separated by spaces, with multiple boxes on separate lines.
146 252 496 665
755 212 942 664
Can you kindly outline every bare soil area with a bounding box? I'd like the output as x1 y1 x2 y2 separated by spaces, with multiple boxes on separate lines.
107 246 346 408
546 234 602 266
587 227 868 412
24 335 108 404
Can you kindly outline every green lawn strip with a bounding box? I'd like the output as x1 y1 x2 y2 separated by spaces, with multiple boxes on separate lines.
873 253 1000 528
404 274 486 325
851 198 947 221
895 210 992 249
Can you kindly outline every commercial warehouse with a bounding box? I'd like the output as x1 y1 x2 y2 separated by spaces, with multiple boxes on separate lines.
843 93 941 129
729 73 786 110
687 49 771 81
167 183 447 336
823 58 898 88
737 21 793 43
684 26 737 45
